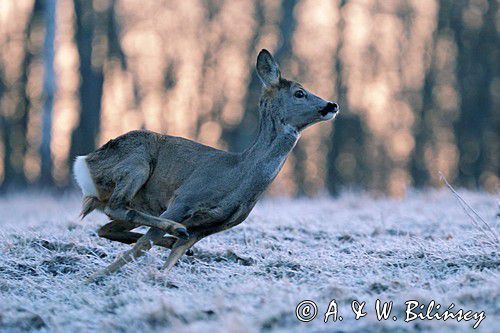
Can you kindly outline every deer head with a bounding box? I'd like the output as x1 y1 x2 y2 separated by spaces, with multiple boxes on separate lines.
256 49 339 132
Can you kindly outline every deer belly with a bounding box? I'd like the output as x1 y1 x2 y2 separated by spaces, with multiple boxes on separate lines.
185 202 254 232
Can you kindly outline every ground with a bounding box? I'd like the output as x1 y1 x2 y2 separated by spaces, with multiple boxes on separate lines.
0 190 498 332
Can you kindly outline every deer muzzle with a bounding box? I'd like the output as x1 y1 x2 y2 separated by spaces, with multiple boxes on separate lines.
319 102 339 120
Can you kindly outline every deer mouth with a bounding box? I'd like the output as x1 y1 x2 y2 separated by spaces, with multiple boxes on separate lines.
319 102 339 118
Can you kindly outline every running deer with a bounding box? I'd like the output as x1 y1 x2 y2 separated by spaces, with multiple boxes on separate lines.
74 50 339 280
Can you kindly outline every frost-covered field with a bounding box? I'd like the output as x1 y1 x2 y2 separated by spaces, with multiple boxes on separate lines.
0 190 498 332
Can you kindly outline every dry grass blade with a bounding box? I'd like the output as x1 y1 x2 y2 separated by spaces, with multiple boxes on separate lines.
439 171 499 244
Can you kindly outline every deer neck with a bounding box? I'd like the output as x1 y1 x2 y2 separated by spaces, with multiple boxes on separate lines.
241 106 300 173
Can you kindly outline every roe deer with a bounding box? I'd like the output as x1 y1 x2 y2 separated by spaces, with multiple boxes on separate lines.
74 50 339 280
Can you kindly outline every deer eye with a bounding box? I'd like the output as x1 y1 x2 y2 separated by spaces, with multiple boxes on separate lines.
294 90 305 98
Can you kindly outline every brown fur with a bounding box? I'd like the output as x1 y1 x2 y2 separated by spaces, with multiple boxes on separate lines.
84 130 226 216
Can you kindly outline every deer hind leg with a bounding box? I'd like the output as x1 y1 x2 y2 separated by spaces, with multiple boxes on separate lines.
104 206 188 239
89 225 195 281
98 220 178 249
88 227 168 281
87 169 189 282
103 168 188 239
87 201 194 282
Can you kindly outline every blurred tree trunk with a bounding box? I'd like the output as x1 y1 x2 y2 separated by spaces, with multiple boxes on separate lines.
0 1 42 191
273 0 298 63
225 0 298 154
327 0 368 195
326 0 346 195
410 72 433 187
450 0 498 188
0 67 6 191
224 0 299 193
39 0 56 186
410 1 447 188
223 0 264 152
69 0 104 162
275 0 301 194
106 0 127 69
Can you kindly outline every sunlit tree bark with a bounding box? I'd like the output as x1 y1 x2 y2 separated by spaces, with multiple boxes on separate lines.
0 1 43 191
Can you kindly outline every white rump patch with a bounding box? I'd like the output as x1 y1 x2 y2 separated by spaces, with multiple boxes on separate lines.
73 156 98 197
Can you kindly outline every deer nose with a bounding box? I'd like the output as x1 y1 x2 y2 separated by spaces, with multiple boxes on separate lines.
319 102 339 117
328 102 339 113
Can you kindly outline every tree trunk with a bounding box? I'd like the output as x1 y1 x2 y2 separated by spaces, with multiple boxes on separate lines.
223 0 265 153
69 0 104 163
39 0 56 186
0 1 42 191
451 0 498 188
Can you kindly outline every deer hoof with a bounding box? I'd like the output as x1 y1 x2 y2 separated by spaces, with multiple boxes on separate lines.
174 227 189 239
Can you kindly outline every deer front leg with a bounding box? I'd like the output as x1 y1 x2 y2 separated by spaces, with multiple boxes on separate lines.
162 237 199 272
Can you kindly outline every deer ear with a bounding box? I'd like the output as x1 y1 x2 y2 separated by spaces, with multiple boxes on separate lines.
256 49 280 87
